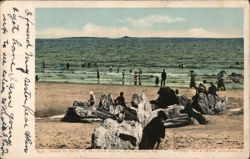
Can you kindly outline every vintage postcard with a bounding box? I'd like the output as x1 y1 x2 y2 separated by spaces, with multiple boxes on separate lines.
0 0 249 158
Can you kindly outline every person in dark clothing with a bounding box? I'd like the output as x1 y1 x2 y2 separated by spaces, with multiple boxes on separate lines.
42 61 45 69
139 68 142 75
115 92 126 108
117 66 120 73
133 72 138 85
175 89 179 96
155 76 159 86
122 69 125 85
96 69 100 84
109 65 113 72
88 91 96 106
139 110 167 149
129 68 133 73
161 69 167 87
35 75 39 81
191 93 203 114
66 62 70 70
217 71 226 91
217 78 225 91
138 68 142 85
138 73 142 85
196 83 207 94
122 69 126 79
189 70 196 88
151 87 179 108
181 63 184 70
180 99 207 124
208 82 217 95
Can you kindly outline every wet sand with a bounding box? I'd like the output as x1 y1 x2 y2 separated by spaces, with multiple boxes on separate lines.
35 82 244 149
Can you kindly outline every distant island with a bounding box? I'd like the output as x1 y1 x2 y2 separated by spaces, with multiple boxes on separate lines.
36 36 243 40
121 36 131 38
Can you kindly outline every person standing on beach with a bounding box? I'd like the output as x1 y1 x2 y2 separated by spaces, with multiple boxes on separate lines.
139 68 142 85
129 68 133 73
35 75 39 81
81 61 86 68
161 69 167 87
217 71 226 91
181 63 184 70
189 70 196 88
139 68 142 75
42 61 45 69
97 69 100 84
117 66 120 73
110 65 113 73
155 76 159 86
66 62 70 70
133 72 138 85
138 74 142 86
122 69 126 85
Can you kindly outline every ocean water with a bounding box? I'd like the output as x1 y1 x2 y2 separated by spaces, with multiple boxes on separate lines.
35 37 244 88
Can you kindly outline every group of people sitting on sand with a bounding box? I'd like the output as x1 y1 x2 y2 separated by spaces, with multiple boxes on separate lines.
86 85 214 149
86 90 166 149
195 82 218 96
189 70 226 91
87 91 126 108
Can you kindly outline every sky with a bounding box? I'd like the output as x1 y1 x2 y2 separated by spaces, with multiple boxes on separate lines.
36 8 243 38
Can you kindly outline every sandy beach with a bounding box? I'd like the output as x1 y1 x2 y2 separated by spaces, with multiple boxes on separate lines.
35 82 244 149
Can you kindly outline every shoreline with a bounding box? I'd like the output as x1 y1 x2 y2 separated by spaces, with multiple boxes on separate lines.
36 81 244 90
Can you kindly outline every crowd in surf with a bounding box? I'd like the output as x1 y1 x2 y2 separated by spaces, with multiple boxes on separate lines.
38 60 229 92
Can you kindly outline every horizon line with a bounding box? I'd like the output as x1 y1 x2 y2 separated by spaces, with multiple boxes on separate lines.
36 36 244 40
